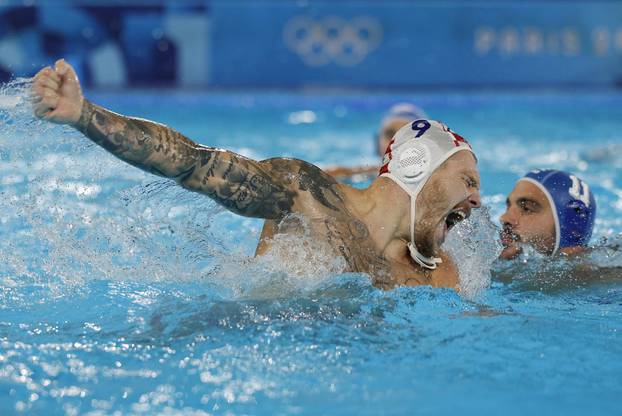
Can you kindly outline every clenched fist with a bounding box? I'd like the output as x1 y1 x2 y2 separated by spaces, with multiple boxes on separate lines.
32 59 84 125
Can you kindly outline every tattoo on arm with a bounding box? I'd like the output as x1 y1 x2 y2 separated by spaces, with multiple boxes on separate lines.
74 99 296 219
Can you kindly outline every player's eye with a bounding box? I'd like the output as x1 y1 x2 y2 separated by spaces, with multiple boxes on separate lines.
519 201 535 213
464 176 478 189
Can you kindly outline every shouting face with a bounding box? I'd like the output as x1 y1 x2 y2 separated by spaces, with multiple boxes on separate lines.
416 151 481 255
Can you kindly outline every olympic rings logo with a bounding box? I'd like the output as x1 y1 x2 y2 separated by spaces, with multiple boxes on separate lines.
283 15 383 67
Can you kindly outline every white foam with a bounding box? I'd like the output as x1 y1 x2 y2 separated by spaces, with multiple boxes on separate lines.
210 213 348 299
444 207 502 300
0 95 21 109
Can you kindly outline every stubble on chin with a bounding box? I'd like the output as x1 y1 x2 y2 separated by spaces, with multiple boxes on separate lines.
414 176 451 257
414 212 442 258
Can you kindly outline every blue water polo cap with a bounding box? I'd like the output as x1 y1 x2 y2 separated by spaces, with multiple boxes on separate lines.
519 169 596 254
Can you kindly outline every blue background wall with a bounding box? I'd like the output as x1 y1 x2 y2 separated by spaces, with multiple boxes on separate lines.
1 0 621 88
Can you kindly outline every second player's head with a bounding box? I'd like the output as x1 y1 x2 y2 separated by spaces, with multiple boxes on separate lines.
500 169 596 259
376 103 427 157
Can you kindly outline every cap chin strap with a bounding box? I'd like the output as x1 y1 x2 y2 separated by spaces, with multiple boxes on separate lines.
407 194 443 270
383 173 443 270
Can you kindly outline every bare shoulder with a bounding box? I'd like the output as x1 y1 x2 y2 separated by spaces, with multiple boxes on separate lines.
260 157 337 185
381 250 459 289
260 157 348 212
429 252 460 288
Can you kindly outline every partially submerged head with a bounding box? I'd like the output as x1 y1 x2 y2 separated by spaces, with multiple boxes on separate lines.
379 120 481 269
500 169 596 259
376 103 427 157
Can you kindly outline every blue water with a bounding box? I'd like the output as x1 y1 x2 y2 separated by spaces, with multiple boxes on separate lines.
1 81 621 415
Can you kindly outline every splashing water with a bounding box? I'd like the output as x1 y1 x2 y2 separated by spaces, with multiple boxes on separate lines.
1 82 622 415
0 78 495 302
445 207 502 300
0 80 364 306
0 78 84 154
214 213 349 299
491 234 622 293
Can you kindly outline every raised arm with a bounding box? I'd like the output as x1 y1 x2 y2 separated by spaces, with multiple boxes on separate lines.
32 59 296 219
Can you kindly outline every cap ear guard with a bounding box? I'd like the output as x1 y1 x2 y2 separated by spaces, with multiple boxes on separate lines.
391 144 431 183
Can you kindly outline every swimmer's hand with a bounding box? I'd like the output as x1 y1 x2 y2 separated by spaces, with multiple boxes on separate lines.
32 59 84 125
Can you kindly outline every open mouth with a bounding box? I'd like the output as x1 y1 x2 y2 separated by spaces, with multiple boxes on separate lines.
499 226 520 247
444 208 469 231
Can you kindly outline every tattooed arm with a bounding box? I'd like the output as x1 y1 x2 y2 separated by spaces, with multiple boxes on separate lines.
32 59 296 219
79 100 297 218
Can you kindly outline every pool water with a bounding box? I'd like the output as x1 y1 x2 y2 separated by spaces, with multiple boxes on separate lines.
1 81 621 415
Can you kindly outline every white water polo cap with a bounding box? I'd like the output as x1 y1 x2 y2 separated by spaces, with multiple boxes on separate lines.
379 119 475 269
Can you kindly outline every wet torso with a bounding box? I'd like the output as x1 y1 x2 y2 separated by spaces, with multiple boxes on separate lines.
254 159 457 288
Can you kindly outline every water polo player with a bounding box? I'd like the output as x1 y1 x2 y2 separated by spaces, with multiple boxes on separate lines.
500 169 596 259
324 102 427 179
32 59 480 289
